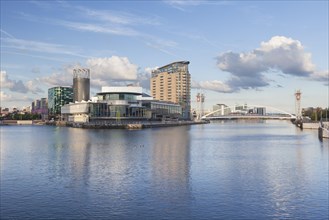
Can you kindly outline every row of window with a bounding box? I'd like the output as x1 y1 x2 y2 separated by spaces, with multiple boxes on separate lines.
97 93 136 101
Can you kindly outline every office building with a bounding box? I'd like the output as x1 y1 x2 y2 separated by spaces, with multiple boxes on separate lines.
48 86 73 117
151 61 191 119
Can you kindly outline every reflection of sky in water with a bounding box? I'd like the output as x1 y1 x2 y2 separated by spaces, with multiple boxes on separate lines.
0 121 328 219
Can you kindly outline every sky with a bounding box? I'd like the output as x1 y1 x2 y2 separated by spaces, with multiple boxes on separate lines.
1 0 328 113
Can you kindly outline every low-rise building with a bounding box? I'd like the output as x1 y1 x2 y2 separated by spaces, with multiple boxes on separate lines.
212 104 231 116
61 86 183 123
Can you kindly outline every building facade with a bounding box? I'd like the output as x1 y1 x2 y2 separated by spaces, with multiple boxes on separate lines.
212 104 231 116
73 68 90 102
61 86 182 123
48 86 73 118
150 61 191 119
96 86 145 118
32 98 48 119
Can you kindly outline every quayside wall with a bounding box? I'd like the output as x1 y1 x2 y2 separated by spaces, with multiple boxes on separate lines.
65 120 209 129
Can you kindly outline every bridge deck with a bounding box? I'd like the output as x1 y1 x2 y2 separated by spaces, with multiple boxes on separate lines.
203 115 293 120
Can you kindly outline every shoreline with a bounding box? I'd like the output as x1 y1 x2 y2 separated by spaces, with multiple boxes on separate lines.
66 120 210 129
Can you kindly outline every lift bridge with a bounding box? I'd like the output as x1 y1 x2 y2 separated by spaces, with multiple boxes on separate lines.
201 104 296 120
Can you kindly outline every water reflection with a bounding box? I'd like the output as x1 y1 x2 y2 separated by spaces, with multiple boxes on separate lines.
44 126 194 218
188 121 328 219
149 127 192 216
1 122 327 219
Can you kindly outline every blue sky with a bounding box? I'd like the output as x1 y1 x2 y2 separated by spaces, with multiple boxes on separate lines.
1 0 328 113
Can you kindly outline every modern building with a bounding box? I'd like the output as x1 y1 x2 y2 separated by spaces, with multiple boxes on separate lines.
96 86 145 118
141 100 182 120
212 104 231 116
32 99 40 113
151 61 191 119
254 107 266 115
73 68 90 102
61 86 182 123
61 102 107 123
32 98 48 119
32 98 48 114
48 86 73 118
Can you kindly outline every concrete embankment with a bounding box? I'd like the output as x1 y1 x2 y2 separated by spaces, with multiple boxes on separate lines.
66 120 209 129
303 122 329 129
303 122 320 129
1 120 46 125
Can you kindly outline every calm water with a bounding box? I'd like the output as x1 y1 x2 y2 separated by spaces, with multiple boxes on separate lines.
1 121 328 219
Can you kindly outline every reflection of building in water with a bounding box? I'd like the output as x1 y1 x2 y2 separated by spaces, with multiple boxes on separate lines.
150 127 192 204
66 128 91 186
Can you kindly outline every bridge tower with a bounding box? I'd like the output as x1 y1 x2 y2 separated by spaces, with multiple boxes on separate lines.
295 90 302 120
196 92 205 120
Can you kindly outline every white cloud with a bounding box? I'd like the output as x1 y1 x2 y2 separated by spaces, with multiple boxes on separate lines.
1 70 14 88
311 70 329 85
192 80 233 93
1 70 43 94
86 56 138 81
40 56 139 89
15 5 179 58
0 91 33 103
47 4 160 36
165 0 204 6
0 91 12 101
57 20 139 36
260 36 315 76
40 65 75 87
79 7 160 26
215 36 327 92
1 37 87 58
25 80 44 94
164 0 231 11
144 66 159 75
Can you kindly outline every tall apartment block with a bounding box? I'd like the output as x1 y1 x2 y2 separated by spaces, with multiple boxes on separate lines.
48 86 73 117
151 61 191 119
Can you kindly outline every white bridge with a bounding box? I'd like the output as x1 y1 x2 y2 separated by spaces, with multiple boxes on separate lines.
201 104 296 120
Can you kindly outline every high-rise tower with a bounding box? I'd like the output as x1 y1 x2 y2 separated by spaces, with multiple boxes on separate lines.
150 61 191 119
73 68 90 102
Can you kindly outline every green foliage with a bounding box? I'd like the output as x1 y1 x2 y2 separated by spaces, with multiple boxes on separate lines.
303 108 329 121
2 113 42 120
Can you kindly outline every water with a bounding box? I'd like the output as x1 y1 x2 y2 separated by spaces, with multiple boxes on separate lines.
1 120 328 219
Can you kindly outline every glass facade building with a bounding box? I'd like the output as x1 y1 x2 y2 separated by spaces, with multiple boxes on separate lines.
95 87 144 118
61 86 183 122
142 101 182 119
48 86 73 117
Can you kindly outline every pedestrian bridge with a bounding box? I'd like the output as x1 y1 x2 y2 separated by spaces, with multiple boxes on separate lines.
201 104 296 120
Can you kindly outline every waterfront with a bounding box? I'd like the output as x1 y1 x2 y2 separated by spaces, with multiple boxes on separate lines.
1 120 328 219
